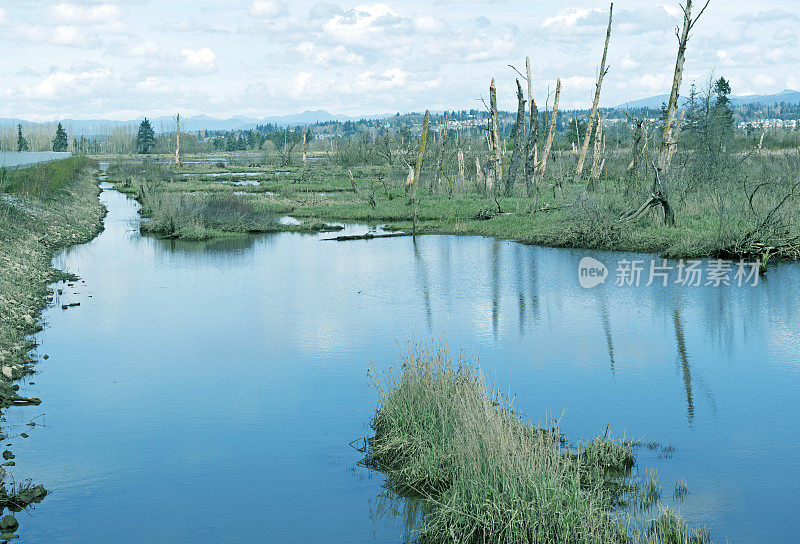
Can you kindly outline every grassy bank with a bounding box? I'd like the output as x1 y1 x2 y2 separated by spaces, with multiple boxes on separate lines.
0 156 105 404
364 343 709 544
0 156 103 538
104 154 799 259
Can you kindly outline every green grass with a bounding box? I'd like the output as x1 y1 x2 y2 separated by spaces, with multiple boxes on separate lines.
0 159 104 404
0 156 90 199
364 343 710 544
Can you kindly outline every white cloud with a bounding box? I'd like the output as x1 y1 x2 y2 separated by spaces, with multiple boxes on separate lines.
22 68 113 99
295 42 364 65
46 3 123 26
250 1 287 19
13 24 98 48
309 2 343 20
355 68 408 91
130 40 161 57
181 47 217 71
413 15 446 34
0 8 8 26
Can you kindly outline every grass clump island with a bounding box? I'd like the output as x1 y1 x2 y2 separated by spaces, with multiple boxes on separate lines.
363 343 709 544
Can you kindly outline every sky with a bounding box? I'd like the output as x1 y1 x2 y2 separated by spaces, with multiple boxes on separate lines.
2 0 800 121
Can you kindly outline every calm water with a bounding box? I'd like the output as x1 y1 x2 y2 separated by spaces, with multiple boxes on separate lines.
10 168 800 543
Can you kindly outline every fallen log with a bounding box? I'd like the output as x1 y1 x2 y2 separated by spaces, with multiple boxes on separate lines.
323 232 410 241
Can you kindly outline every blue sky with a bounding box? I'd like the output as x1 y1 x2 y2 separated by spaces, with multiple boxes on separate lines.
2 0 799 120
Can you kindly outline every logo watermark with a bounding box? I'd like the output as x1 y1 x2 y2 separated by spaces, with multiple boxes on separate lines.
578 257 761 289
578 257 609 289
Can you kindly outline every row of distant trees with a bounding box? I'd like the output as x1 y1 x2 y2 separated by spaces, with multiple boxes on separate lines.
16 123 69 152
133 118 314 154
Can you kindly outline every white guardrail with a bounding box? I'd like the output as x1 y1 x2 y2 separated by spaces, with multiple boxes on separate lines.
0 152 73 168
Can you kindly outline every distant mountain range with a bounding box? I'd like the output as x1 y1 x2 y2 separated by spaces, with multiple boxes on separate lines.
4 90 800 134
614 89 800 109
0 110 393 134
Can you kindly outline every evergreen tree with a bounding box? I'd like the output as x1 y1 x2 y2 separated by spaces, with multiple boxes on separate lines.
52 123 69 152
136 118 156 154
224 132 236 151
17 125 29 152
712 77 735 141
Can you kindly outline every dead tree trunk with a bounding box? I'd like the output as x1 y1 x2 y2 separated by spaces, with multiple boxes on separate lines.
621 162 674 225
475 157 485 192
589 112 605 187
575 3 613 179
174 113 181 167
486 79 502 194
666 109 685 164
659 0 710 174
506 79 526 195
407 110 430 203
458 150 465 189
626 0 709 226
538 78 561 176
302 129 307 164
627 117 644 174
433 117 449 192
523 58 539 198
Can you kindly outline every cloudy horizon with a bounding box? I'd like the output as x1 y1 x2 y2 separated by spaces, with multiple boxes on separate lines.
2 0 799 122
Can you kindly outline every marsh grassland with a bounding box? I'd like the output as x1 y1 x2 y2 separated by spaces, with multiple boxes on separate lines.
107 149 800 261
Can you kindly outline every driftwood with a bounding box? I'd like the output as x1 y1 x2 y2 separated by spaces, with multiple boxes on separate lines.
323 232 410 241
0 392 42 407
576 3 613 179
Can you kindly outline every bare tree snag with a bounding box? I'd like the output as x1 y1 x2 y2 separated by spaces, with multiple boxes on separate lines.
486 79 502 193
537 78 561 176
405 164 415 191
348 169 358 193
407 110 429 202
666 109 685 164
575 2 613 179
302 129 307 164
458 150 465 189
475 157 485 192
434 117 449 191
507 78 526 195
523 58 539 198
589 111 605 186
659 0 710 173
621 162 675 226
174 113 181 167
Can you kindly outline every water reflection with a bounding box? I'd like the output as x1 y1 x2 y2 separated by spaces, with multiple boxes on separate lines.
672 306 695 426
